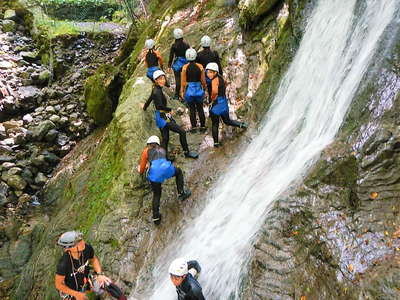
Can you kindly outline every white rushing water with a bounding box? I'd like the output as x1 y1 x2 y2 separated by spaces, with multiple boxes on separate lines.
140 0 398 299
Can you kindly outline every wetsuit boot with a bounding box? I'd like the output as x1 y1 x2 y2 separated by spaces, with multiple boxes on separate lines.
184 151 199 159
153 213 162 225
178 189 192 201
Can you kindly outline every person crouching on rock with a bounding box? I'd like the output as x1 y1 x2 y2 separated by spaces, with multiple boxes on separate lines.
142 70 199 159
169 258 205 300
138 136 192 225
55 231 127 300
206 62 248 148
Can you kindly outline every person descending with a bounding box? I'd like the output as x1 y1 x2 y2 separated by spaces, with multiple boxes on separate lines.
55 231 127 300
168 28 190 100
138 136 191 225
144 39 164 82
206 62 248 147
169 258 205 300
196 35 223 95
142 70 198 159
181 48 207 133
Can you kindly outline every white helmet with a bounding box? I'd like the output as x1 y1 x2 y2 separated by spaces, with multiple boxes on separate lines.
200 35 211 48
147 135 160 145
169 258 188 276
185 48 197 61
153 70 166 81
206 62 219 73
145 39 155 49
173 28 183 39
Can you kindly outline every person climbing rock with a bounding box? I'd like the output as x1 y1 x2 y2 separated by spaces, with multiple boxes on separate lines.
196 35 223 95
138 136 192 225
206 63 248 147
168 28 190 100
55 231 127 300
144 39 164 82
142 70 198 159
181 48 207 133
169 258 205 300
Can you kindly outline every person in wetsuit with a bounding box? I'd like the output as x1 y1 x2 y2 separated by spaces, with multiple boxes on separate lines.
138 136 191 225
181 48 207 133
168 28 190 100
169 258 205 300
206 63 248 147
196 35 223 95
142 70 198 159
55 231 127 300
144 39 164 82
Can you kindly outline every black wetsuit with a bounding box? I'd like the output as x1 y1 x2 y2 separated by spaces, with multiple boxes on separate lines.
169 39 190 97
183 62 206 128
176 261 205 300
146 50 159 68
143 85 189 154
147 147 184 219
196 47 223 75
210 75 243 144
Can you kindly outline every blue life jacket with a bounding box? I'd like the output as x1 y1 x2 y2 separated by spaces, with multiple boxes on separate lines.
147 158 176 183
184 82 204 104
154 110 168 129
147 66 160 81
210 96 229 116
172 57 187 72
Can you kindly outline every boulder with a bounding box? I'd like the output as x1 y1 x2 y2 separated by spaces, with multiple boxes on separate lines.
49 115 61 123
31 120 56 141
6 174 27 190
18 193 31 203
20 51 39 62
4 9 17 21
44 129 58 142
2 20 16 33
0 61 14 69
22 114 33 124
0 156 15 163
38 70 51 84
3 120 23 130
238 0 283 26
34 172 47 185
18 86 41 100
42 151 60 164
0 181 9 206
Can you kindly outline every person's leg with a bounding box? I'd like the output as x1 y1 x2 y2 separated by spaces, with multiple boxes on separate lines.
210 112 220 145
175 167 191 200
220 113 243 127
174 70 181 98
150 181 162 223
167 122 189 152
187 101 197 129
174 167 184 194
160 126 170 154
196 100 206 128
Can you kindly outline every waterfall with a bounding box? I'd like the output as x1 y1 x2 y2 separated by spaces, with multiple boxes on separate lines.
138 0 398 298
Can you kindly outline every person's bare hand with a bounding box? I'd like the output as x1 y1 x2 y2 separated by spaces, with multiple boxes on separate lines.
96 275 112 288
139 103 145 110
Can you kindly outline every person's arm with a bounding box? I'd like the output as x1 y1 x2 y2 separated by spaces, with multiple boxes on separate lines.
187 260 201 274
210 77 219 102
138 148 149 174
215 51 223 76
198 64 207 90
153 88 172 111
55 274 87 300
155 50 164 70
168 45 175 68
143 50 148 68
180 65 188 98
91 256 111 287
143 92 154 111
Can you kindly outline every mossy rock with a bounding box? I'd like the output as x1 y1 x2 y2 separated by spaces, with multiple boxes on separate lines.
84 64 124 126
239 0 284 28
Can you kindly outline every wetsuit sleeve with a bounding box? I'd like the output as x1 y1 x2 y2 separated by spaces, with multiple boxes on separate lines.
197 64 207 90
168 44 175 68
155 50 164 69
187 260 202 273
192 286 206 300
143 91 153 111
210 77 219 102
181 64 188 96
56 257 68 276
153 88 172 112
215 51 223 76
139 148 149 174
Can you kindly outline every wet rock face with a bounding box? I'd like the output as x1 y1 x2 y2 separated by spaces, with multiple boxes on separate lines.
245 33 400 300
